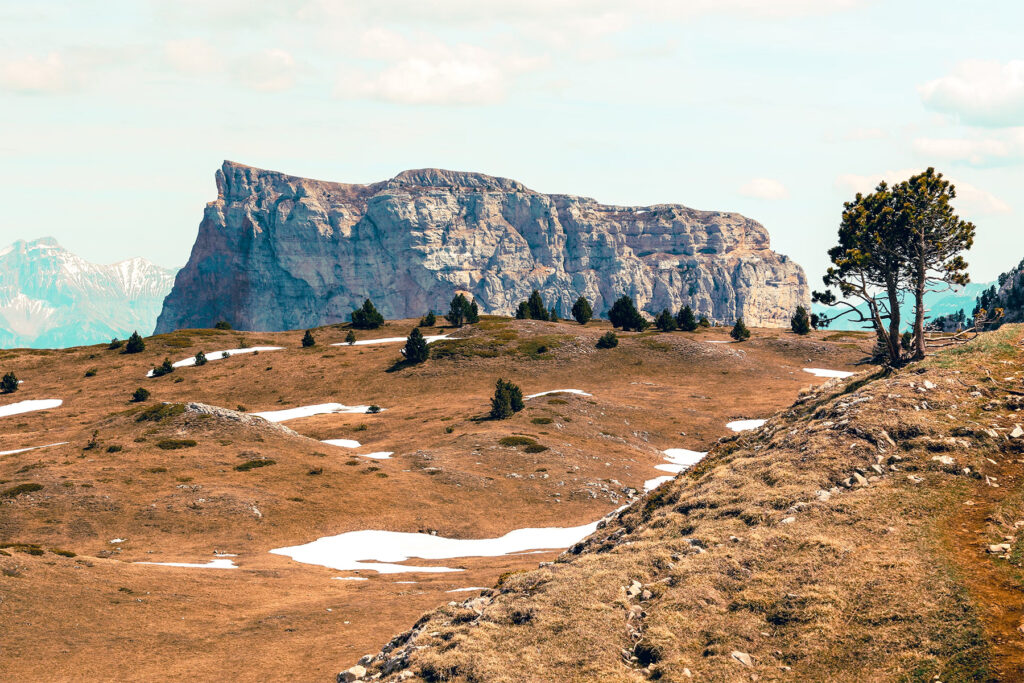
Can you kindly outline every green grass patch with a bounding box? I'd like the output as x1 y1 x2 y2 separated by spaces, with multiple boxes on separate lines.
524 444 549 453
2 482 43 498
531 417 553 425
136 403 185 422
235 459 276 471
51 548 76 557
499 436 538 448
155 439 197 450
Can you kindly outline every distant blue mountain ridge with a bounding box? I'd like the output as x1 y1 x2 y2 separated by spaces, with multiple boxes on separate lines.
811 282 993 332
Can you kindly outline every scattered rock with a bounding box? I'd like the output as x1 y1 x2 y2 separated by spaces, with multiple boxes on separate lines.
1011 425 1023 439
988 544 1011 554
731 651 754 667
337 664 366 682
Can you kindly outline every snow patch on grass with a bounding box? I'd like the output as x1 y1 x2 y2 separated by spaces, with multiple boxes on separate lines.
253 403 383 422
146 346 283 376
446 587 489 593
137 559 237 569
360 451 393 460
0 399 62 418
524 389 592 400
322 438 361 449
331 334 451 347
727 419 766 432
803 367 855 379
270 521 603 574
645 448 708 491
0 441 67 456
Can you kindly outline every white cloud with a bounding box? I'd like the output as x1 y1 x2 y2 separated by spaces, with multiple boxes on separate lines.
912 129 1024 166
0 53 70 93
835 169 1010 215
232 49 296 92
164 38 221 75
739 178 789 200
919 60 1024 127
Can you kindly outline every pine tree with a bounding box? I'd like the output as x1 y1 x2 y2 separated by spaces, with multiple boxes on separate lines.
490 379 524 419
420 311 437 327
350 299 384 329
194 350 208 366
403 328 429 364
526 290 548 321
608 295 648 331
1 371 18 394
467 301 480 324
596 331 619 349
571 296 593 325
131 387 150 402
548 306 558 323
515 302 529 319
790 306 811 335
214 321 232 330
124 331 145 354
108 338 123 350
730 318 751 341
655 308 677 332
151 358 175 377
345 330 356 345
676 305 697 332
302 330 316 347
448 294 470 327
698 316 711 328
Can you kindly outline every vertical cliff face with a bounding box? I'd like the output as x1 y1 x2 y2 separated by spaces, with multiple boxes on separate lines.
155 161 809 333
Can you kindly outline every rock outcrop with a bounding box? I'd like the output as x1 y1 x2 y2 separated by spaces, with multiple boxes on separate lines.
156 162 809 333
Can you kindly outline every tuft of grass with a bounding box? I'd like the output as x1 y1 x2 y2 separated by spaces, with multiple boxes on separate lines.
531 417 553 425
106 445 123 453
136 403 185 422
145 467 168 474
524 444 549 453
84 368 98 377
155 439 197 450
235 459 276 471
51 548 76 557
2 482 43 498
499 436 538 448
0 543 44 555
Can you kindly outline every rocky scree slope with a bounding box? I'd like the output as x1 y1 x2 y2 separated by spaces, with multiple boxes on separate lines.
346 326 1024 682
0 237 176 348
156 162 808 333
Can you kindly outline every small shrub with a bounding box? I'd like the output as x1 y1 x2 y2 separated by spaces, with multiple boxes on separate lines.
235 458 276 471
308 467 323 475
524 444 549 453
730 318 751 341
51 548 76 557
108 338 124 350
214 321 232 330
345 330 356 345
131 387 150 403
0 371 18 394
367 405 382 414
444 425 455 433
490 379 525 419
420 311 437 327
790 306 811 335
698 315 711 328
531 417 553 425
106 445 123 453
145 467 167 473
151 358 175 377
123 331 145 354
155 439 197 450
499 436 537 447
301 330 316 347
194 350 208 366
596 331 619 349
84 368 98 377
2 482 43 498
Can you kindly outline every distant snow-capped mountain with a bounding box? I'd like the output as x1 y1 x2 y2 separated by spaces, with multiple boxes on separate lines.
0 238 177 348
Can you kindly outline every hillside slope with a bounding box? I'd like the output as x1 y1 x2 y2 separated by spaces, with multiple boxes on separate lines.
0 238 176 348
156 161 808 333
353 327 1024 682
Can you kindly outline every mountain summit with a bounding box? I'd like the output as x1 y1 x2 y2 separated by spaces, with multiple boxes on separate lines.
156 161 808 333
0 237 176 348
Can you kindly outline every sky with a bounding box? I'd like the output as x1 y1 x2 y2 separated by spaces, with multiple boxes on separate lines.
1 0 1022 290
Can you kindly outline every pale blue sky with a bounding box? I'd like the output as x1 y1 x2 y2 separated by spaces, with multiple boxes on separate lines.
1 0 1022 289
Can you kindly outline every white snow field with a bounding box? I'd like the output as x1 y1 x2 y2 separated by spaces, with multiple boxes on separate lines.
0 441 67 456
322 438 361 449
137 559 238 569
270 520 603 574
146 346 283 376
524 389 593 400
446 587 489 593
360 452 393 460
331 334 451 347
644 448 708 491
0 399 62 418
803 368 855 379
727 419 767 432
253 403 384 423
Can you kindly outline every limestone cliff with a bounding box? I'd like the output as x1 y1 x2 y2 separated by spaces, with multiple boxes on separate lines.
155 162 809 333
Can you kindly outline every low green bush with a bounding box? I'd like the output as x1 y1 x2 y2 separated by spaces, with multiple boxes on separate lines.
155 438 196 450
235 458 276 471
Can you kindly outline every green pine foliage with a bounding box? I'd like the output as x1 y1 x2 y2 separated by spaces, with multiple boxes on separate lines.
655 308 677 332
490 379 524 419
345 330 357 345
790 306 811 335
131 387 150 402
108 338 123 350
124 331 145 354
571 296 593 325
151 358 175 377
448 294 471 327
214 321 232 330
526 290 548 320
608 295 649 332
677 305 698 332
403 328 429 364
1 372 18 394
350 299 385 329
698 316 711 328
467 301 480 324
730 318 751 341
194 350 208 366
596 331 619 349
420 311 437 327
302 330 316 347
515 301 529 319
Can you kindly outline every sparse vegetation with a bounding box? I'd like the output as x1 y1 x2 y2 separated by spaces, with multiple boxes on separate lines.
235 458 276 471
136 404 183 422
2 482 43 498
108 338 124 350
214 321 232 330
156 439 197 450
498 436 536 447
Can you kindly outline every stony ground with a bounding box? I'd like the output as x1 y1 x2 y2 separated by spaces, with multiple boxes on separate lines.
351 326 1024 682
0 317 871 681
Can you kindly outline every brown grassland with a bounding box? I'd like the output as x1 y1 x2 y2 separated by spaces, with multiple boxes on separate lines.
0 315 892 681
